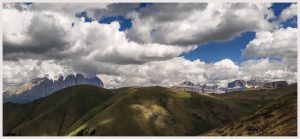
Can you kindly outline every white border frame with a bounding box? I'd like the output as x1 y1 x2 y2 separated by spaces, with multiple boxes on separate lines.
0 1 299 139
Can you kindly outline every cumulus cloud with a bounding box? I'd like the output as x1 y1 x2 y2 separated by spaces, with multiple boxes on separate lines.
3 3 276 63
3 3 139 21
243 27 296 58
243 27 297 72
3 59 71 91
4 12 68 57
4 57 296 90
97 57 296 88
126 3 275 46
3 3 109 18
240 58 297 83
280 4 297 22
68 21 195 64
87 3 139 19
3 5 195 63
3 7 72 60
3 57 235 89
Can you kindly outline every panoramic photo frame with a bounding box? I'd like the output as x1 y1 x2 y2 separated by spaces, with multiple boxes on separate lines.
1 0 299 138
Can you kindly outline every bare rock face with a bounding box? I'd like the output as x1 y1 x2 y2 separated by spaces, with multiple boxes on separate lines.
246 77 268 89
227 80 247 89
4 74 104 103
175 81 226 93
180 81 195 86
225 79 288 92
264 81 288 89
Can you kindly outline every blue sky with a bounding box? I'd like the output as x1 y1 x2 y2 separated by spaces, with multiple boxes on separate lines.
74 3 296 64
182 32 256 64
100 16 132 31
183 3 297 64
272 3 297 28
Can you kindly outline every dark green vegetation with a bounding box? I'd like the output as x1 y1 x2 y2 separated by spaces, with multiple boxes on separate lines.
3 84 297 136
204 90 297 136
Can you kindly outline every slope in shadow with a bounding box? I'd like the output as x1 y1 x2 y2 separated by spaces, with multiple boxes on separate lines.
203 91 297 136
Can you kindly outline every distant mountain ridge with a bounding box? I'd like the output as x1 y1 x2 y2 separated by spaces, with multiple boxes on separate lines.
174 81 226 93
3 73 104 103
173 77 288 93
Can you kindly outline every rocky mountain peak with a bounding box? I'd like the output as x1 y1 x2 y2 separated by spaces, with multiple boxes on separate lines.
76 73 85 79
30 77 47 84
180 81 195 86
4 73 104 103
65 74 76 81
227 80 247 89
57 76 64 82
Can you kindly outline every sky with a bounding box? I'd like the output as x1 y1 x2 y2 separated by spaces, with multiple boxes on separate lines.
2 3 298 90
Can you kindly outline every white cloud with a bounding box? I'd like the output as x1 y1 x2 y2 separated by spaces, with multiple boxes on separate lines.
243 27 297 59
240 58 296 83
280 4 297 22
243 27 297 73
4 57 296 90
3 8 72 60
86 3 139 20
3 3 109 19
3 59 71 91
68 20 196 64
3 3 276 64
3 7 33 45
98 57 296 89
3 4 196 64
207 59 240 81
126 3 274 46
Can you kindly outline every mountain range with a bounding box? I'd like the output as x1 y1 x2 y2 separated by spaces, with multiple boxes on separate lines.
3 83 297 136
173 77 288 93
3 74 104 103
4 75 289 104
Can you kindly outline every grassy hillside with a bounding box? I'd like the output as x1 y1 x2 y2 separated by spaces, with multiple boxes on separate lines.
3 84 297 136
211 83 297 116
203 91 297 136
4 85 112 136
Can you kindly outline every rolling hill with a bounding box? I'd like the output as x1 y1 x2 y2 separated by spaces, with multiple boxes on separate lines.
203 91 297 136
3 84 297 136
